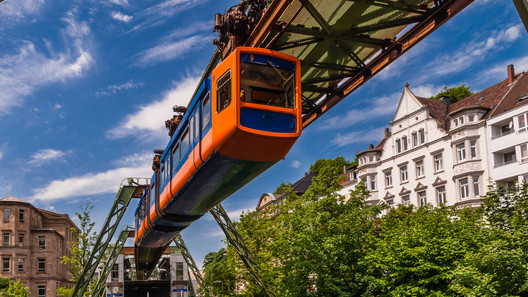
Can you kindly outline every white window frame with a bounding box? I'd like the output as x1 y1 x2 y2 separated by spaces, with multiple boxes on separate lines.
416 160 424 177
473 176 480 197
396 139 401 153
436 186 446 205
521 143 528 163
419 129 425 144
369 175 377 191
37 286 46 297
434 154 443 172
400 166 408 183
401 195 410 205
457 143 466 162
412 131 418 147
385 171 392 187
418 191 427 206
470 140 477 159
460 178 469 199
518 113 528 133
402 136 408 151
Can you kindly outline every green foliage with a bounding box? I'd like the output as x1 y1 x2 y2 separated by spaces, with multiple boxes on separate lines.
213 156 528 296
0 279 10 291
273 182 292 194
431 84 473 104
57 202 98 296
202 247 235 296
308 156 349 175
3 280 29 297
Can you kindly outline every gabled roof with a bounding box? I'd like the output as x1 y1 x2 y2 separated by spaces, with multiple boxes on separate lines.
416 96 449 130
289 171 317 195
489 72 528 118
0 196 30 204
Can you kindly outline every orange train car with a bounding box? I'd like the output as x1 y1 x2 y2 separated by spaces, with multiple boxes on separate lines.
134 47 302 278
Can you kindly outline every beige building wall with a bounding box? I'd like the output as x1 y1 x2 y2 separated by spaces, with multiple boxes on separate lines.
0 197 77 297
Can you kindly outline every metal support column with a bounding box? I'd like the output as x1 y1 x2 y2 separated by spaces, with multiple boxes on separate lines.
173 235 210 297
72 178 148 297
513 0 528 33
92 228 132 297
209 203 275 297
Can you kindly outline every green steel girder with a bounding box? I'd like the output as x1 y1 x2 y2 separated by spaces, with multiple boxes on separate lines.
72 179 147 297
92 229 132 297
173 235 210 297
303 61 359 72
282 25 393 48
274 36 324 50
348 15 425 34
513 0 528 33
210 203 275 297
351 0 430 14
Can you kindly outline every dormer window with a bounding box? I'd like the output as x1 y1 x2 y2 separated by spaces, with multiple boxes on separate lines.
369 155 374 162
468 114 475 122
453 119 458 127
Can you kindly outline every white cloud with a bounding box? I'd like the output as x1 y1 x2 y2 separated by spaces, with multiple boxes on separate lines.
0 11 94 115
134 35 210 67
31 153 152 201
331 127 387 147
106 76 199 139
0 0 45 23
130 0 204 32
96 80 144 96
290 160 301 169
29 149 72 166
110 0 128 6
111 11 133 23
424 24 523 78
475 55 528 86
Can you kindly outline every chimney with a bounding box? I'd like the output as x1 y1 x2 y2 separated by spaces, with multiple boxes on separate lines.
440 96 451 106
508 64 515 84
384 128 390 138
369 144 374 149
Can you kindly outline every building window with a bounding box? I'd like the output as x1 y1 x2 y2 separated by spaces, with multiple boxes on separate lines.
412 132 418 147
468 114 475 122
176 262 184 281
453 119 458 127
396 139 401 153
518 113 527 133
457 143 466 162
521 143 528 163
2 233 9 246
460 178 469 199
459 116 464 124
18 210 24 223
436 186 446 205
400 166 408 182
434 154 443 172
385 171 392 187
402 136 408 151
111 264 119 281
418 191 427 206
473 176 480 197
37 286 46 297
2 258 9 272
369 176 376 191
419 129 425 144
402 195 410 205
18 234 23 247
470 140 477 158
17 258 24 273
38 236 45 250
3 209 9 223
416 160 424 177
385 199 394 206
38 258 45 273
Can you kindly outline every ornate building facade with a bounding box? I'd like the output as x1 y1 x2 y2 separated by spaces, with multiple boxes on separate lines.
0 196 77 296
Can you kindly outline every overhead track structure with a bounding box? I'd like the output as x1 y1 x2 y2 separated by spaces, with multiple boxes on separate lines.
173 235 210 297
72 178 148 297
513 0 528 33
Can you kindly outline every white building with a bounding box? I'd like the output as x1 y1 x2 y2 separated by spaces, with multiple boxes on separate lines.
341 65 528 208
487 65 528 187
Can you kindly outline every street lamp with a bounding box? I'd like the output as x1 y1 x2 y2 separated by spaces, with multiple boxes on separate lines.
213 280 223 296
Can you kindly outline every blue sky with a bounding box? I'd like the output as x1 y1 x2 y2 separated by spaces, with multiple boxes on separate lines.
0 0 527 269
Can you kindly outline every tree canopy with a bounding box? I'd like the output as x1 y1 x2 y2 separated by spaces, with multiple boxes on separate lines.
431 84 474 104
205 157 528 296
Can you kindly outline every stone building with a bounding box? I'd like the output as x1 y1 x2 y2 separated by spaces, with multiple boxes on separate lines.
0 196 77 296
341 64 528 208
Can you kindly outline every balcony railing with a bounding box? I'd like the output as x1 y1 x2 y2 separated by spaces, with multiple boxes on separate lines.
491 129 515 140
494 158 517 168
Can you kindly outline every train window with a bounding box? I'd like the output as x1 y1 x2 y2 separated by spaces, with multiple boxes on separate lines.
190 116 195 143
181 129 190 160
194 111 200 139
240 61 295 108
150 185 155 208
172 144 180 172
160 165 165 186
217 71 231 113
202 93 211 130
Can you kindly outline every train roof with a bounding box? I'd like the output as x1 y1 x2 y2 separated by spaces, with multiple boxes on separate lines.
160 77 211 163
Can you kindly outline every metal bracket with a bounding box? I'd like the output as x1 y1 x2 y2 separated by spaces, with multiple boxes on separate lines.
173 235 211 297
210 203 276 297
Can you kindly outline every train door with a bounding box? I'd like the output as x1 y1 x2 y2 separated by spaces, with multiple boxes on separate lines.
200 92 213 160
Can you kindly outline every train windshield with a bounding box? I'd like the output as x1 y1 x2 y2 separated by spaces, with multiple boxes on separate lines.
240 61 295 108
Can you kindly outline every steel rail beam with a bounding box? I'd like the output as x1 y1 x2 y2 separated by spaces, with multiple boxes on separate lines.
245 0 292 47
282 25 393 48
72 179 147 297
348 15 425 34
210 203 275 297
302 0 475 128
173 235 211 297
302 61 359 72
513 0 528 33
91 228 131 297
350 0 430 14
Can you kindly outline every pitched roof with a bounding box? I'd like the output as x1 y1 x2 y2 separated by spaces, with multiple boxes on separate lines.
489 72 528 118
448 76 515 119
416 96 449 130
289 171 317 195
0 196 30 204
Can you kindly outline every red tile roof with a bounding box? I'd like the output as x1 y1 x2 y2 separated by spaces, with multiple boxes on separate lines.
489 72 528 118
416 97 449 130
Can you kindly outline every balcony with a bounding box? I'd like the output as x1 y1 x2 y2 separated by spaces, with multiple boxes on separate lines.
491 128 515 140
494 158 518 168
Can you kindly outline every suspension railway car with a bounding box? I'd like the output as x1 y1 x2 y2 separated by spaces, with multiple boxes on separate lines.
134 47 302 277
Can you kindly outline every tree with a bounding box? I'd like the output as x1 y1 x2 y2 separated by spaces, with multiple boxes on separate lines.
57 202 98 296
308 156 349 175
202 247 235 296
3 279 29 297
273 182 292 194
431 84 473 104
